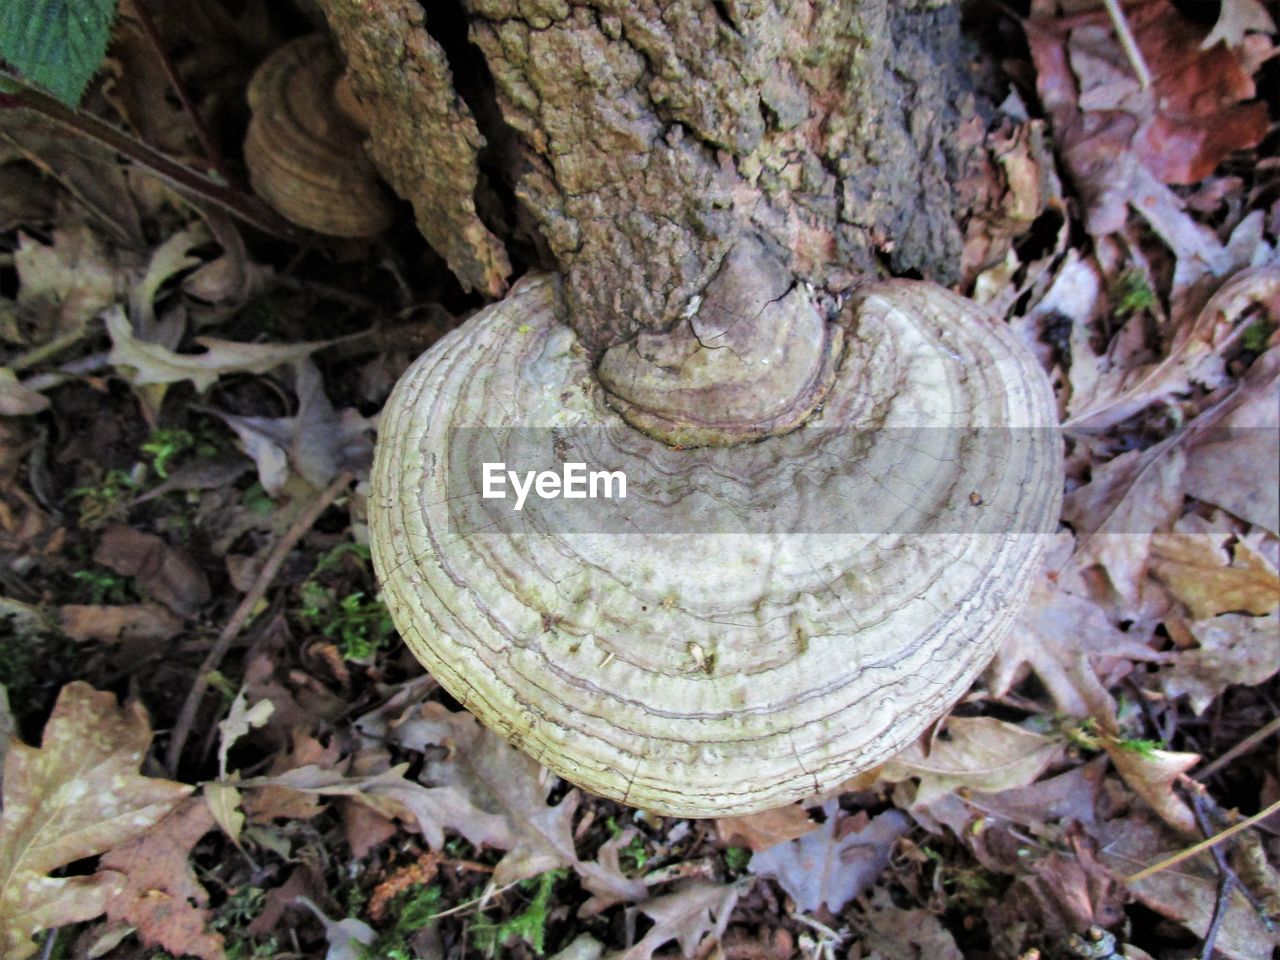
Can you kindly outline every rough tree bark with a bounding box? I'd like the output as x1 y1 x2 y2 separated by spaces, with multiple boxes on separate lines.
314 0 1019 354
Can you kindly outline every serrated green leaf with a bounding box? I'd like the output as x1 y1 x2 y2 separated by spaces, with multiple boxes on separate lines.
0 0 118 106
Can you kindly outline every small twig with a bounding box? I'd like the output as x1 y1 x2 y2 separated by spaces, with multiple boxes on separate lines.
1196 716 1280 781
38 929 57 960
1125 797 1280 883
129 0 229 180
0 79 303 241
164 470 354 773
8 327 91 373
1201 873 1234 960
423 879 523 921
1101 0 1153 89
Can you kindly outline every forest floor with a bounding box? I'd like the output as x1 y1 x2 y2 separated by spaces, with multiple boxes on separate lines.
1 1 1278 959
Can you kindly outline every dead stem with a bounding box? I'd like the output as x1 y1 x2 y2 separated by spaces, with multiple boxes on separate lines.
164 470 354 774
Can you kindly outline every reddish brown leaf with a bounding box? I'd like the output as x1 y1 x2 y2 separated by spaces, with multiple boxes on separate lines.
100 798 225 960
93 525 210 618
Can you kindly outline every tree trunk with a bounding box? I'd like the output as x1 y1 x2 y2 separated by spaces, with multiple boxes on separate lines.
316 0 998 353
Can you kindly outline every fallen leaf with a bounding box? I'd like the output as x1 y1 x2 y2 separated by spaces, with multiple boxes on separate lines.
880 717 1065 807
1103 738 1199 835
615 879 747 960
1183 342 1280 535
0 369 49 416
1150 531 1280 619
989 826 1125 954
716 804 819 853
1096 813 1279 959
0 113 144 247
854 887 963 960
216 689 276 779
14 226 127 334
380 701 646 903
0 682 192 959
749 802 909 913
203 781 246 846
967 756 1108 831
215 359 374 495
1061 444 1186 608
295 896 376 960
100 797 225 960
238 762 510 853
93 525 210 618
1027 0 1269 234
105 306 331 392
1160 611 1280 713
58 603 182 645
990 560 1167 717
1201 0 1277 50
243 729 342 824
1064 244 1279 435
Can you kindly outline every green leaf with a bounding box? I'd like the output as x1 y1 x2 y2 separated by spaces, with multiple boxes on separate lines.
0 0 118 106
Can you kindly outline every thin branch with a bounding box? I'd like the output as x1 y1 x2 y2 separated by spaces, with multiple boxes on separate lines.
1196 716 1280 781
1125 797 1280 884
1200 873 1234 960
164 471 354 773
128 0 229 180
1102 0 1153 89
0 79 304 241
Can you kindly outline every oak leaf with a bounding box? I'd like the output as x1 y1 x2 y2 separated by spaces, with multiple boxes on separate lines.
100 797 224 960
748 802 909 913
880 717 1065 807
105 306 331 393
0 682 191 959
614 879 747 960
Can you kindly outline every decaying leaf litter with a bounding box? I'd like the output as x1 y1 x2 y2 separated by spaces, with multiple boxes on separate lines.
0 0 1278 958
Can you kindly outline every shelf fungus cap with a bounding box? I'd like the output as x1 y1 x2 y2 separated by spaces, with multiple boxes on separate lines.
245 34 394 238
369 270 1063 817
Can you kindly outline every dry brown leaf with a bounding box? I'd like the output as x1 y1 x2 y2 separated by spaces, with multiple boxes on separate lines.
93 525 210 618
1160 611 1280 713
614 879 747 960
855 887 964 960
1096 813 1279 959
880 717 1065 807
988 827 1125 955
243 729 342 824
990 553 1167 717
408 705 646 903
1062 445 1186 609
1103 737 1199 835
14 226 128 334
58 603 183 645
238 762 511 852
748 802 909 913
0 682 192 959
1027 0 1269 235
967 756 1108 831
1150 531 1280 619
1184 343 1280 535
716 804 819 853
1065 263 1279 434
100 797 224 960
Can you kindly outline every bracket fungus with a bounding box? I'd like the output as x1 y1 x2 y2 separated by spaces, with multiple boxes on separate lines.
369 237 1063 817
244 34 394 238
